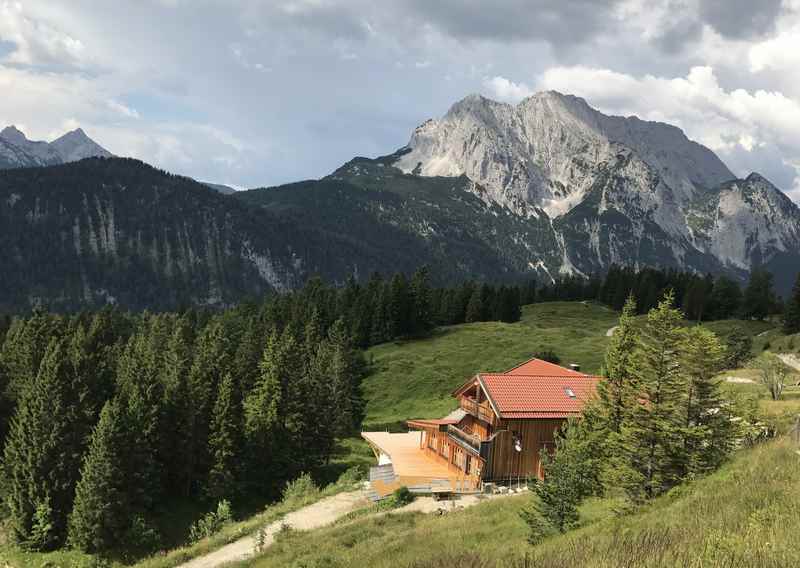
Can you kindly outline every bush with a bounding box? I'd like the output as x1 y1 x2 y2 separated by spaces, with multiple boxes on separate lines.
534 349 561 364
188 500 233 543
282 473 319 504
392 486 414 506
335 466 365 487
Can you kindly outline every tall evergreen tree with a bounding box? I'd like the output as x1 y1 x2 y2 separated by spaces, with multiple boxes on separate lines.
116 333 164 513
68 400 128 553
678 327 733 476
783 272 800 335
465 287 484 323
410 266 433 334
609 292 686 501
598 295 639 434
3 340 80 549
207 373 242 502
742 269 776 320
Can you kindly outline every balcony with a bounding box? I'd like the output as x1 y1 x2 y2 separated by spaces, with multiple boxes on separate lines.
446 424 482 454
459 397 496 426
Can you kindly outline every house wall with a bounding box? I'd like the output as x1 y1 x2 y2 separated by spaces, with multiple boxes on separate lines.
460 414 492 441
481 418 564 481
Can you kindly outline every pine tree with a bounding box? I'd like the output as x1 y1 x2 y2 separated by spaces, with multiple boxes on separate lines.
410 266 433 334
325 319 365 438
678 327 732 476
244 330 297 493
465 287 484 323
185 319 230 495
598 295 639 434
160 319 193 496
708 276 742 319
116 332 165 513
68 400 128 553
207 373 242 502
783 273 800 335
609 292 686 501
521 417 602 542
742 269 776 320
2 339 78 549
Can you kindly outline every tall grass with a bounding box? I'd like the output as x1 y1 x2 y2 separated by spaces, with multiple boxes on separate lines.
247 438 799 568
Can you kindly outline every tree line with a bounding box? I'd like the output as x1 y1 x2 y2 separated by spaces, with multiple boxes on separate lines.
536 265 799 324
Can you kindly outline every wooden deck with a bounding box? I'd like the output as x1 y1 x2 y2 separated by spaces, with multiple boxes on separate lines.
361 431 480 497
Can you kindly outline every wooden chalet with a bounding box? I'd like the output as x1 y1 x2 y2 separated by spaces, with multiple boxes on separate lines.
361 357 599 498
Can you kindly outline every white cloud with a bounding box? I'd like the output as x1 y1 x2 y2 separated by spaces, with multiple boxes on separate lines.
0 1 86 66
483 75 533 103
107 99 140 119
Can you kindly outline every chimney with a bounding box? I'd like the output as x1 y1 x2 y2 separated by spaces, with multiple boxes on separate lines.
569 363 581 372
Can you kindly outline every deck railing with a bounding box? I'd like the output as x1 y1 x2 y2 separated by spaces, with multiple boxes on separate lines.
459 397 496 426
446 424 482 454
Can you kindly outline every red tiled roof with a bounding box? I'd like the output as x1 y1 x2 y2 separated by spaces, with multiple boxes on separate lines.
504 357 586 377
479 373 599 418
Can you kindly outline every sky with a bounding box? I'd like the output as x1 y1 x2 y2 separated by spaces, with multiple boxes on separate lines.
2 0 800 201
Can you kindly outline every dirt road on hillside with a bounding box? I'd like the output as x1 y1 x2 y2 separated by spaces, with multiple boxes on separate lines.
778 353 800 373
178 490 368 568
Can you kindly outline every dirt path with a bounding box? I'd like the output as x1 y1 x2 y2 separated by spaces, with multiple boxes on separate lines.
178 490 368 568
778 353 800 373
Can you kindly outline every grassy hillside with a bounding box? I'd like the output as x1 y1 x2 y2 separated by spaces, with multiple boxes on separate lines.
362 302 620 428
360 302 778 429
244 436 800 568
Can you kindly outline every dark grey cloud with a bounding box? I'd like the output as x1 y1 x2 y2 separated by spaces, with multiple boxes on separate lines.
403 0 619 47
698 0 783 39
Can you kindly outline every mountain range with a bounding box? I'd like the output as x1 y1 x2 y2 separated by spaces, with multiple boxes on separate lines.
1 92 799 311
0 125 113 168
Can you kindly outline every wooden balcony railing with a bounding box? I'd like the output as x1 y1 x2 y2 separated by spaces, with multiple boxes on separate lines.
459 397 496 426
446 424 482 454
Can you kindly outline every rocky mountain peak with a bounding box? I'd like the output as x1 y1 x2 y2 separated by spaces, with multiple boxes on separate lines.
0 125 29 145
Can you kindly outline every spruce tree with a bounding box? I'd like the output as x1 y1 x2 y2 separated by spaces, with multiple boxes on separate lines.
68 400 128 553
783 272 800 335
116 332 164 514
678 326 732 476
742 269 776 320
160 319 193 496
3 339 78 549
410 266 433 334
609 292 686 501
598 295 639 434
465 287 484 323
185 319 230 495
207 373 242 502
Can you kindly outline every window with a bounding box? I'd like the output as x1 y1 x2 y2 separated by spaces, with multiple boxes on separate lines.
564 387 576 398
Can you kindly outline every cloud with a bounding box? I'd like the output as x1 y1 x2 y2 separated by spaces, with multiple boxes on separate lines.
0 1 86 67
2 0 800 197
537 64 800 199
697 0 783 39
483 76 533 103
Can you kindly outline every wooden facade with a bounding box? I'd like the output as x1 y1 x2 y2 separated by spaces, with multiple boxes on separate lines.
366 358 598 493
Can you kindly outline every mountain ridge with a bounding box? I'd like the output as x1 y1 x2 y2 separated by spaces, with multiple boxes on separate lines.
0 91 798 311
0 125 112 168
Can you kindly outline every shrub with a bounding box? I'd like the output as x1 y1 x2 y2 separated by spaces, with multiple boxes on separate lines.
335 466 365 487
534 349 561 364
392 486 414 506
188 500 233 543
282 473 319 504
